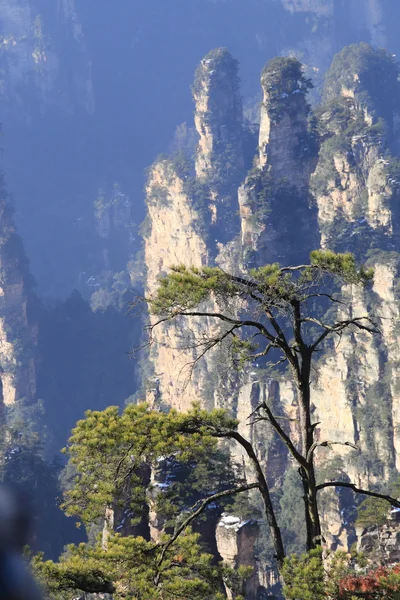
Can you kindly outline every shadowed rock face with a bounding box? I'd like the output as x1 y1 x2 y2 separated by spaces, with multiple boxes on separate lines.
0 0 93 115
258 58 313 186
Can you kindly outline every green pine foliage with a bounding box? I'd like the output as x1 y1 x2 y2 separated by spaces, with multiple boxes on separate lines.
34 403 249 598
34 530 225 600
150 251 373 321
261 57 313 123
281 548 326 600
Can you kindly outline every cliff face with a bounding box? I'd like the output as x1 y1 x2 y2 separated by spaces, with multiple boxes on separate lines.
0 172 36 409
357 511 400 566
216 515 260 600
144 50 246 412
309 47 400 494
144 160 211 410
143 42 400 586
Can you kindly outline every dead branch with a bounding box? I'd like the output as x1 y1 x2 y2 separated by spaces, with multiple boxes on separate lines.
316 482 400 508
255 402 306 467
306 441 359 463
155 482 259 579
310 316 380 351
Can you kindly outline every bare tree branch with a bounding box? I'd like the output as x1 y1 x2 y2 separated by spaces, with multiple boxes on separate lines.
154 311 278 343
253 402 307 468
310 316 380 351
155 482 259 579
306 441 359 463
316 482 400 508
302 293 345 304
251 341 278 360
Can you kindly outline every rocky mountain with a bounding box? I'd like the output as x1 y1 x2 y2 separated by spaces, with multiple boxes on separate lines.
143 42 400 596
1 0 400 573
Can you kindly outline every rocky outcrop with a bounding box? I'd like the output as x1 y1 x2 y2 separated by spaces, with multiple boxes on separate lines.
216 514 260 600
357 510 400 566
192 48 244 248
239 57 318 268
258 57 314 189
144 159 212 410
312 45 400 249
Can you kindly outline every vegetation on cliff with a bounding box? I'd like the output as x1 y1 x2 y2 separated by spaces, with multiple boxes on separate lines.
261 57 313 123
323 43 400 129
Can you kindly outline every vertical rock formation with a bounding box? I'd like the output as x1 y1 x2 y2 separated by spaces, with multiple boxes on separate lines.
193 48 244 182
0 171 36 408
258 57 313 188
193 48 244 250
239 57 318 267
216 514 260 600
144 159 211 410
144 50 246 411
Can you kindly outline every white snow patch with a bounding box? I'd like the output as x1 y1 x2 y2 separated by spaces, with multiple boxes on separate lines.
218 513 255 531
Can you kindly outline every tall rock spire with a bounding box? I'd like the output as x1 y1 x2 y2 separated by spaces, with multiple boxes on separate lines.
258 57 313 189
193 48 244 182
239 56 318 268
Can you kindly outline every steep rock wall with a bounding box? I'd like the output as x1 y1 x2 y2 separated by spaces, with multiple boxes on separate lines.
144 160 213 410
239 57 318 268
216 515 260 600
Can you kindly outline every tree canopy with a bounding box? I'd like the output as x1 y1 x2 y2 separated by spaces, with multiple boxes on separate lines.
34 403 253 599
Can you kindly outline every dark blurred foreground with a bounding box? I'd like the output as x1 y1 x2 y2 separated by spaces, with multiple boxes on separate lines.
0 484 42 600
